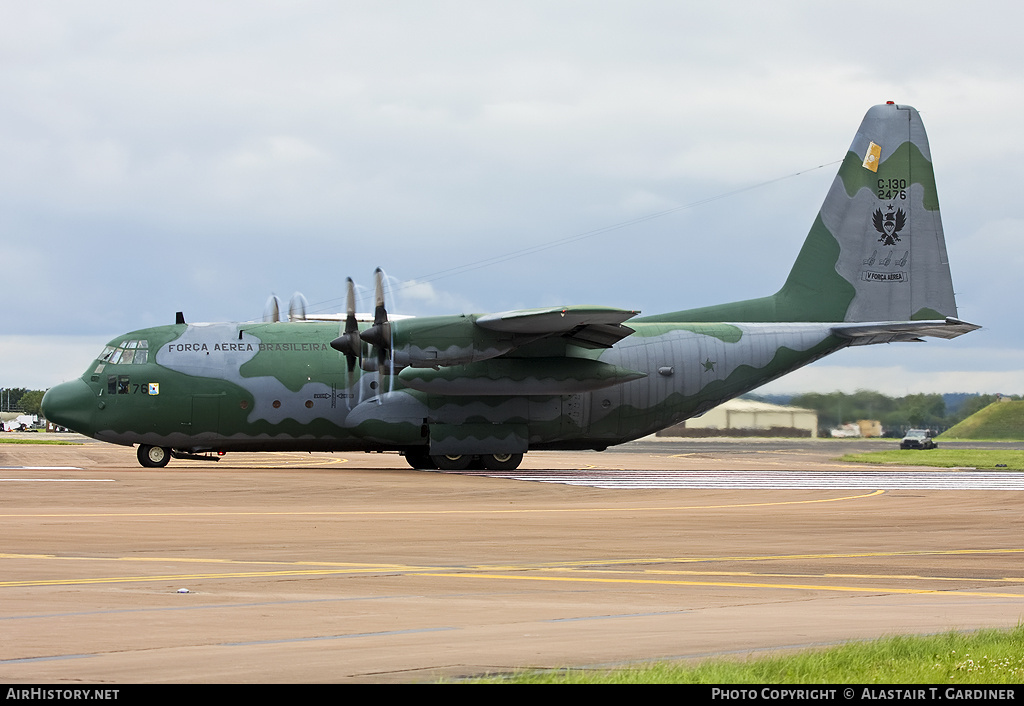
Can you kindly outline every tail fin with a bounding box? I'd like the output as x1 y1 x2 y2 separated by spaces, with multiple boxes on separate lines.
651 103 960 324
780 102 957 322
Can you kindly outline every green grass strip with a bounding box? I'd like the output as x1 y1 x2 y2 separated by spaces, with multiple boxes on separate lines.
468 627 1024 683
0 437 81 445
839 449 1024 470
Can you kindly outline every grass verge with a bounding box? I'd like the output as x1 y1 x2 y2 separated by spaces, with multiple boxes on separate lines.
469 627 1024 683
838 449 1024 470
0 437 80 445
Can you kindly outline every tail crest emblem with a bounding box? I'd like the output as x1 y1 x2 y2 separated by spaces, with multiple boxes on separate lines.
872 205 907 246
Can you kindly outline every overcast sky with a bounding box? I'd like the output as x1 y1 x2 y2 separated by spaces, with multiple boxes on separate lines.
2 1 1022 395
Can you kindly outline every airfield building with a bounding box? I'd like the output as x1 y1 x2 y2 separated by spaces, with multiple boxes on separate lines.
657 399 818 438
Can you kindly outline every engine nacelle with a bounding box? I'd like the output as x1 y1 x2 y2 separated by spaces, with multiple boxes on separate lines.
387 315 516 368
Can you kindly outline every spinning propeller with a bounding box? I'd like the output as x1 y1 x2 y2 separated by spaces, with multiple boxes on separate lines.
329 268 396 402
263 295 282 323
263 292 309 323
330 278 362 373
359 268 394 380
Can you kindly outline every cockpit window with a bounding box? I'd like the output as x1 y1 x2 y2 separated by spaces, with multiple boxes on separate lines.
100 340 150 365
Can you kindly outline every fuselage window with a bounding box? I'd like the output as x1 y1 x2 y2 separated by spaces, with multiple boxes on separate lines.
117 376 130 395
107 376 117 395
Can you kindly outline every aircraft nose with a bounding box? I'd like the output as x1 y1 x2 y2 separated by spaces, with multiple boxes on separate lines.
41 379 99 436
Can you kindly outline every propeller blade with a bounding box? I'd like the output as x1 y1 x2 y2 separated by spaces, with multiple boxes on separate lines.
263 295 283 323
345 278 358 335
330 278 362 373
352 268 393 402
359 267 391 349
372 267 387 326
344 278 359 373
288 292 308 322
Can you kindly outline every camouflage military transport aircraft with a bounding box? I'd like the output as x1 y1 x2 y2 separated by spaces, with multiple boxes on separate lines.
42 103 978 470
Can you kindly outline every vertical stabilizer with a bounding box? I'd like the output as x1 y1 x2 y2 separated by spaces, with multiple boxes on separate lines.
647 103 959 324
788 102 957 322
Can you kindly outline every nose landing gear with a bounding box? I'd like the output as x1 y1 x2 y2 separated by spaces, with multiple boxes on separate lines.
137 444 170 468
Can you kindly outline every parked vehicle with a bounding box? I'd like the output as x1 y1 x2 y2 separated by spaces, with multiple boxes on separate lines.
900 429 937 450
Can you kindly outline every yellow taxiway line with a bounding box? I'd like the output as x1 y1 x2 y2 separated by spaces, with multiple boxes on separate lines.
4 547 1024 595
0 489 884 518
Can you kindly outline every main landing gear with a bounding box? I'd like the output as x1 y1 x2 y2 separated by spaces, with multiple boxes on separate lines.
402 451 524 471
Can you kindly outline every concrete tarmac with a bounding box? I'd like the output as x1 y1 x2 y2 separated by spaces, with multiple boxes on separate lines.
2 438 1023 683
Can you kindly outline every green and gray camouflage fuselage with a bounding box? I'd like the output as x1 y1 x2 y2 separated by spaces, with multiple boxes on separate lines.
41 103 978 469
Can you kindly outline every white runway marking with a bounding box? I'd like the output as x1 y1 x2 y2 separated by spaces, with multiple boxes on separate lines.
455 469 1024 490
0 480 110 484
0 468 106 482
0 467 83 471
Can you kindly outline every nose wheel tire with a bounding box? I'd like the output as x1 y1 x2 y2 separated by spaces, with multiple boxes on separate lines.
137 444 171 468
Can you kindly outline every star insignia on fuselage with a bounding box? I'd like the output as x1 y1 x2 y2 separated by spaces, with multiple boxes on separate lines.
701 358 716 372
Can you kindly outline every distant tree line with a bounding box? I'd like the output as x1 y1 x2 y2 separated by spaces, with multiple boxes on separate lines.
780 391 1022 436
1 388 44 416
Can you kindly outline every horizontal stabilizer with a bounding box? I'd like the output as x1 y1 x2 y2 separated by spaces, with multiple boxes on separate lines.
831 318 980 346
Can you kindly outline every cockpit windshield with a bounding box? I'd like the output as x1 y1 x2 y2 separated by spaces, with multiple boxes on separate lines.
98 339 150 365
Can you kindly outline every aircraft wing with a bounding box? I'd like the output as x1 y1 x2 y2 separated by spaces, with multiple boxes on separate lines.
389 306 644 394
475 306 640 349
369 305 641 370
831 318 980 345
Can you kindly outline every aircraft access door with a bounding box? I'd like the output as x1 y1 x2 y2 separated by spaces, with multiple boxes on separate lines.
187 394 222 438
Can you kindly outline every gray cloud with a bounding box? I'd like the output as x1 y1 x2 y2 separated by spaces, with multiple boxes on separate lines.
2 2 1021 393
